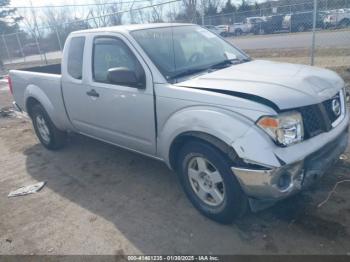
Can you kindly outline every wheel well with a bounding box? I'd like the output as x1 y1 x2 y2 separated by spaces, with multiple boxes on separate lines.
168 132 240 171
26 97 40 118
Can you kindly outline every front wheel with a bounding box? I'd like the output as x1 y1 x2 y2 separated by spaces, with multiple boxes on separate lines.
258 28 265 35
235 29 243 36
177 141 248 224
31 104 67 150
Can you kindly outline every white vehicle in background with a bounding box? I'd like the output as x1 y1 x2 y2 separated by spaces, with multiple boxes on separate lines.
324 9 350 28
229 17 265 36
215 24 230 36
204 25 221 35
229 22 249 36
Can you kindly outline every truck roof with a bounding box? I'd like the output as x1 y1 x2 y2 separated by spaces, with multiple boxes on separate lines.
71 23 193 35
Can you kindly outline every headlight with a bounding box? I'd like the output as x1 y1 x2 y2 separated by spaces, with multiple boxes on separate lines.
257 111 304 146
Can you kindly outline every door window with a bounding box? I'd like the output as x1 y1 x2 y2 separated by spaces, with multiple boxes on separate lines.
92 37 143 84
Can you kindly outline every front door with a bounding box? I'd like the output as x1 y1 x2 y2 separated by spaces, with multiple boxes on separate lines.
62 34 156 155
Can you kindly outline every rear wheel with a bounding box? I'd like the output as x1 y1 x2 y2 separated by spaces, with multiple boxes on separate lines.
235 29 243 36
177 141 248 224
31 104 67 150
339 19 350 28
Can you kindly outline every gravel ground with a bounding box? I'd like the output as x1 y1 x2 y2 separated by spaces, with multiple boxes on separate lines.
0 77 350 255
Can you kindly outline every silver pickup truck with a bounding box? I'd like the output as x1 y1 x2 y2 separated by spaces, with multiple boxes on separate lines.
9 23 349 224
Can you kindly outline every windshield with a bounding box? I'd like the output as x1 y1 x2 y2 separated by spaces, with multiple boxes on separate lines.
131 25 249 81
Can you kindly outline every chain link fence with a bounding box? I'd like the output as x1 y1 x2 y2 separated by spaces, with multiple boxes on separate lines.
0 0 349 82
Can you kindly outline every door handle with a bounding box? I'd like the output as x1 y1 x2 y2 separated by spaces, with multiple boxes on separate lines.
86 89 99 98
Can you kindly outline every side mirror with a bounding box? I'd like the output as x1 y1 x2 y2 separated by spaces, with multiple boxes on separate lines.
107 67 145 89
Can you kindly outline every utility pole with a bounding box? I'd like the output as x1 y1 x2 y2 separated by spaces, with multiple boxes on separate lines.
310 0 317 66
201 0 205 25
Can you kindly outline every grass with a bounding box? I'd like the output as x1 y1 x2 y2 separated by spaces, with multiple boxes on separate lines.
246 47 350 85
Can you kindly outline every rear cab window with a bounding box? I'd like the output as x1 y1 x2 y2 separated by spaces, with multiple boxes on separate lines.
67 37 85 80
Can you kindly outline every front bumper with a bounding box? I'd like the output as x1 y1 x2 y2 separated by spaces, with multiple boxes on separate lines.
231 127 348 211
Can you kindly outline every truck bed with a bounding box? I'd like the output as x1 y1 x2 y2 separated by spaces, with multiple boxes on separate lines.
17 64 61 75
10 63 70 130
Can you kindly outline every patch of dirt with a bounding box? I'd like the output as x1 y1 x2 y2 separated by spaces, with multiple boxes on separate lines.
295 213 347 239
0 107 16 118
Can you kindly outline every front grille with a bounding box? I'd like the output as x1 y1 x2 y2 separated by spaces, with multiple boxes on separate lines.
298 105 325 138
297 92 342 139
323 94 341 123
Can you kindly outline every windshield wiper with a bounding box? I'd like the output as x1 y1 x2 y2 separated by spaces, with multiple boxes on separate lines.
210 57 251 69
168 57 252 81
167 67 208 81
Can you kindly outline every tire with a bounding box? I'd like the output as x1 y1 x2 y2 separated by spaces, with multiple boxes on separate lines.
235 29 243 36
339 19 350 28
31 104 67 150
177 140 248 224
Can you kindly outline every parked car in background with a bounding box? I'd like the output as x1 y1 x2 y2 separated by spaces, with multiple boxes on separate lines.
282 11 324 32
229 17 265 36
246 16 266 31
215 24 230 36
229 22 249 36
324 9 350 28
252 15 284 34
204 25 221 35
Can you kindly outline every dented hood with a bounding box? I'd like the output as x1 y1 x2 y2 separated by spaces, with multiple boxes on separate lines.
176 60 345 111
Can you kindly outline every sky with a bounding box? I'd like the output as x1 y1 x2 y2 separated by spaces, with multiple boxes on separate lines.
11 0 90 7
10 0 264 8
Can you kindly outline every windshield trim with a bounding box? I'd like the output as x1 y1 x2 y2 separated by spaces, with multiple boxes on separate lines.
130 25 250 83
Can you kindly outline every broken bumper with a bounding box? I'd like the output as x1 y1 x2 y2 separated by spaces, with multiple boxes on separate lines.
231 127 348 210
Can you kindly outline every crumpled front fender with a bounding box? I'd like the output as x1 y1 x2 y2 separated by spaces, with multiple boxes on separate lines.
158 106 255 167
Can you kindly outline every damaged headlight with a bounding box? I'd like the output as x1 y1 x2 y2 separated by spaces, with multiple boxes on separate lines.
257 111 304 146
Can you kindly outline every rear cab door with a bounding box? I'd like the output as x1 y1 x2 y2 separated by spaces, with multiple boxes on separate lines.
61 32 157 156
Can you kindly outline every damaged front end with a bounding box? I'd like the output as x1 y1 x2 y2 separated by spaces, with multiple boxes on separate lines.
231 128 348 212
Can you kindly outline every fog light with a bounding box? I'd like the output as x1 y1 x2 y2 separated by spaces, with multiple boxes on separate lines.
278 173 292 190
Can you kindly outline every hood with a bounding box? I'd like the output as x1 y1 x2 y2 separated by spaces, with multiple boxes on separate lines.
175 60 344 111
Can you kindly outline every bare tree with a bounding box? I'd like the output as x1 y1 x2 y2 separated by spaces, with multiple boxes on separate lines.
147 0 164 22
88 0 110 28
19 1 41 40
108 1 124 25
43 6 90 49
183 0 197 21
